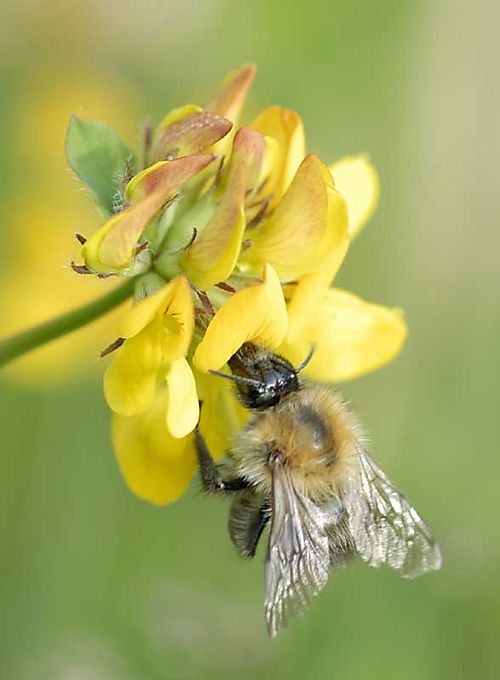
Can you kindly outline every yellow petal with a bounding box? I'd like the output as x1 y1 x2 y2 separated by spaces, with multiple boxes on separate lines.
103 318 163 416
282 288 407 382
158 276 195 361
329 155 379 238
196 369 249 459
149 104 200 163
207 63 256 124
281 160 350 341
112 389 196 505
258 135 279 188
228 127 266 191
120 275 194 357
193 263 287 372
151 111 232 163
81 192 165 273
243 154 348 281
119 284 172 339
206 64 256 159
285 244 348 344
181 162 246 290
165 358 200 438
250 106 305 202
126 154 215 202
155 103 201 135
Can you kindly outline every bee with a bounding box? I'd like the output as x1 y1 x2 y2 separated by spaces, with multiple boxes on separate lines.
195 343 442 637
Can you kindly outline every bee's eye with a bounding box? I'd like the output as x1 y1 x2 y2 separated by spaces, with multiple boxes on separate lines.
245 385 280 410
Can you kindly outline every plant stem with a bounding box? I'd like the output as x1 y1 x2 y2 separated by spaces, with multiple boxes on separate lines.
0 279 134 368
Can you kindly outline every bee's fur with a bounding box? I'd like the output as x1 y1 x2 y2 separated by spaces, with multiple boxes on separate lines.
232 386 363 503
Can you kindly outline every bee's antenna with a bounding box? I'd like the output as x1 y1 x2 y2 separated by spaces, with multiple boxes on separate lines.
295 345 316 374
209 369 263 389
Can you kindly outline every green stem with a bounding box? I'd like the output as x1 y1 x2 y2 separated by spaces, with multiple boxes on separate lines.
0 279 134 368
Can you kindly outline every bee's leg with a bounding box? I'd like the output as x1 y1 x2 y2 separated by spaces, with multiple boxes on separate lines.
195 428 249 494
229 494 270 557
247 506 269 557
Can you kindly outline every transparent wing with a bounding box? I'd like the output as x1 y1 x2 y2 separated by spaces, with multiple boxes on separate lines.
264 464 331 637
324 503 357 566
345 447 442 578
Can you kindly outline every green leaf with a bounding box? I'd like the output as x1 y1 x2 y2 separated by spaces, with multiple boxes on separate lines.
66 116 136 217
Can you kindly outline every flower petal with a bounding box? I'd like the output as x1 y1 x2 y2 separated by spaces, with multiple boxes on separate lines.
227 127 266 191
120 275 193 347
207 63 256 124
157 276 195 361
165 358 200 438
206 64 256 159
150 104 198 163
329 155 379 238
103 318 163 415
119 284 170 339
282 288 407 382
154 103 201 137
181 162 246 290
151 110 232 163
112 389 196 505
285 188 350 343
81 193 163 274
242 154 348 281
196 369 248 459
126 154 215 202
250 106 305 202
193 263 287 372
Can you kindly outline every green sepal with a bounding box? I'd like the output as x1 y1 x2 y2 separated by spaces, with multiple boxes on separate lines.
66 116 136 217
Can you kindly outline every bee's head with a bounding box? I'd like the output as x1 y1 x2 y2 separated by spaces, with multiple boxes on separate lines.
230 350 299 409
209 343 313 410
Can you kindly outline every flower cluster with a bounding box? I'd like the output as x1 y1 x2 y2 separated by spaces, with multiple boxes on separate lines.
69 64 406 504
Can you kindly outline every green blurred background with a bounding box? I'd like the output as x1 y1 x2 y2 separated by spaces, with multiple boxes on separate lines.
1 1 499 678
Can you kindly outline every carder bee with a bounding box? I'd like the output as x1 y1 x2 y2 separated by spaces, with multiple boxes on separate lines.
195 343 442 637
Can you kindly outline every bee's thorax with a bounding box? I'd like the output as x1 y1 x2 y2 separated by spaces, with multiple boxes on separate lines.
232 386 363 501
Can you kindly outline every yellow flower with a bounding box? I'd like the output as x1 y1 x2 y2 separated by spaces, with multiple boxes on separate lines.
104 276 199 436
10 64 405 503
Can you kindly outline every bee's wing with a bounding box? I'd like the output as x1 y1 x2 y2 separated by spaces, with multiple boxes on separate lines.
264 463 331 637
324 502 357 566
345 447 442 578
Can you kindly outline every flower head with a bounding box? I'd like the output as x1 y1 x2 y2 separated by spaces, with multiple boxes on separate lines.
67 65 406 503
